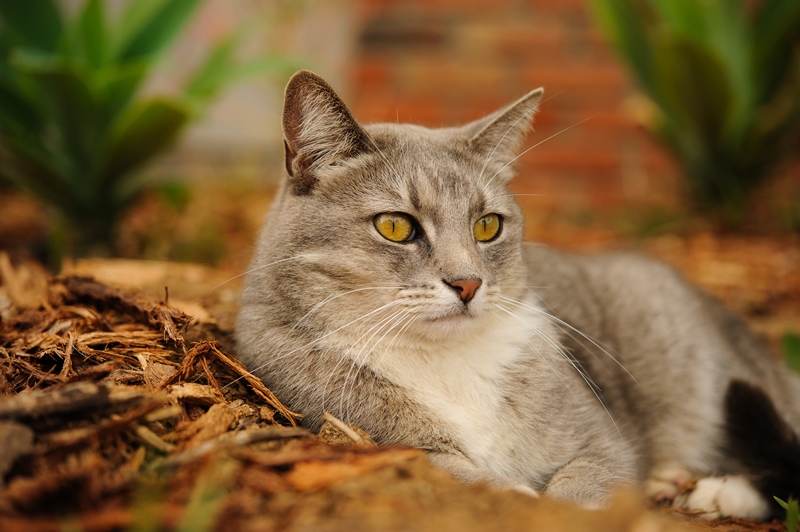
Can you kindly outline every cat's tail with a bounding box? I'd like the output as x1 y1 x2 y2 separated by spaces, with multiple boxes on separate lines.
724 379 800 517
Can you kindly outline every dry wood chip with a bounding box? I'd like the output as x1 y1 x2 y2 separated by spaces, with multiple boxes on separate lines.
0 421 34 488
135 424 176 453
160 341 300 425
227 399 260 428
237 467 287 495
0 507 133 532
71 360 122 383
143 404 183 423
166 382 224 406
320 412 375 447
283 448 422 491
0 452 116 515
0 382 147 420
1 358 63 388
181 403 238 450
40 394 166 450
136 354 178 389
0 251 48 310
55 276 192 347
154 426 312 470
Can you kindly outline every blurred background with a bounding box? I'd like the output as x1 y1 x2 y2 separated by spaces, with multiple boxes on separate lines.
0 0 798 351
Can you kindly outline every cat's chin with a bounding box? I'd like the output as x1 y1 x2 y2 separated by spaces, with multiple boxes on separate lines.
415 310 480 338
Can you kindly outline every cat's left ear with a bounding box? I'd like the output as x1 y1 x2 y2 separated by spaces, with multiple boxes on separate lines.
282 70 373 194
466 88 544 180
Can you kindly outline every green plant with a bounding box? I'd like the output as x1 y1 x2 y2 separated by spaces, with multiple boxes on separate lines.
775 496 799 532
784 331 800 372
591 0 800 225
0 0 290 258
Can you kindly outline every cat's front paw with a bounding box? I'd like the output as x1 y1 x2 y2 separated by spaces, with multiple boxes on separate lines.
674 475 769 520
644 465 692 503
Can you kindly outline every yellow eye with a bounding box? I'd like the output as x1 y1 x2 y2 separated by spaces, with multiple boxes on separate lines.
374 213 416 242
473 214 502 242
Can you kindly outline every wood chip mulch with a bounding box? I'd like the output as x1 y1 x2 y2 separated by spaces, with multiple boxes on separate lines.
0 254 418 532
0 252 792 532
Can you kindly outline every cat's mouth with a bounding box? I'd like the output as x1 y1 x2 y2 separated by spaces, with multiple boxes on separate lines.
426 305 477 323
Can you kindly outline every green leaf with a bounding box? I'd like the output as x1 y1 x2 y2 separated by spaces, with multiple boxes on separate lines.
75 0 108 68
751 1 800 106
112 0 169 60
0 0 63 52
652 35 733 154
590 0 658 96
93 60 150 129
0 79 44 133
784 332 800 373
775 496 800 532
0 136 74 212
183 33 239 101
97 98 190 197
186 45 299 104
650 0 706 39
117 0 202 61
10 49 100 179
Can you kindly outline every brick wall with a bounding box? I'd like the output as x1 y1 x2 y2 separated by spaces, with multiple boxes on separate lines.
348 0 685 212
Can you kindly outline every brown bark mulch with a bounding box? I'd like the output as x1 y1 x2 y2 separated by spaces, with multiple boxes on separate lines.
0 252 790 532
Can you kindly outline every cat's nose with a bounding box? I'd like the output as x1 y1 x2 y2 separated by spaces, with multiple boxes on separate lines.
445 279 482 303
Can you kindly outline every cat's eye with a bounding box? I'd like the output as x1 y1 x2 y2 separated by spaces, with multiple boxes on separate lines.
473 214 502 242
374 213 417 242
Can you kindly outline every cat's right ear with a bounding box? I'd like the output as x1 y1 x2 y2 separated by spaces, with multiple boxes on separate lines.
282 70 372 194
466 87 544 182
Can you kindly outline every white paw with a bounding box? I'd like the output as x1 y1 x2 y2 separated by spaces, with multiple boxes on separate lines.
645 465 692 502
675 475 769 520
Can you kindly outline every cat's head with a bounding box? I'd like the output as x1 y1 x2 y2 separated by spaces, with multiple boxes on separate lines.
250 70 542 342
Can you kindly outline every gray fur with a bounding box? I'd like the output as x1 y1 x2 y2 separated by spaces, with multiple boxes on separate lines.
236 70 799 510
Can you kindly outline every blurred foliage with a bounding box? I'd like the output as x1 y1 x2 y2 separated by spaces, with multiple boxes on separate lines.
775 496 799 532
784 331 800 373
0 0 293 260
591 0 800 226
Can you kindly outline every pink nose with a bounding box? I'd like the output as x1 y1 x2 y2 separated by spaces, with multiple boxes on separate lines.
445 279 482 303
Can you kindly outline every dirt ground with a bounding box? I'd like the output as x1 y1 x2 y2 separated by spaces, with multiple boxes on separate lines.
0 183 798 531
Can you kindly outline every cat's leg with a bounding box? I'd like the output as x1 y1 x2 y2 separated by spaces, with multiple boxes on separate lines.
544 453 635 508
426 452 539 497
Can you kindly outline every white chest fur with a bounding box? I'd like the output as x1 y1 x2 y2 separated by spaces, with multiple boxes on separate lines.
367 303 553 475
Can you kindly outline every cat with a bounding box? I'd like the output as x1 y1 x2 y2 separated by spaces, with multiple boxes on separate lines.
236 69 800 518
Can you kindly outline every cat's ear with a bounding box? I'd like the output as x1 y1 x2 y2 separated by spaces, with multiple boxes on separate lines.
466 88 544 179
282 70 372 194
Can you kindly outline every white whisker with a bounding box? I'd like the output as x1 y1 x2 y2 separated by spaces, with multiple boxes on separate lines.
211 254 313 291
483 115 597 190
499 294 637 385
224 299 405 389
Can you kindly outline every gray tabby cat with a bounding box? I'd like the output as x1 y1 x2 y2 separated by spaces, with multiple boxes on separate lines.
236 70 800 518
